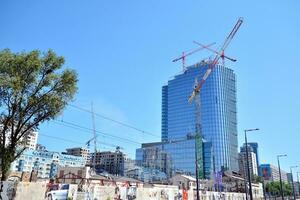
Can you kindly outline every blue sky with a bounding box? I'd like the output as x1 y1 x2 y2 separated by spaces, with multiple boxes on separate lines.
0 0 299 172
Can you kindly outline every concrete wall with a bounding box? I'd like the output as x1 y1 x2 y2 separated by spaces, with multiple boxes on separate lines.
0 181 17 200
15 182 47 200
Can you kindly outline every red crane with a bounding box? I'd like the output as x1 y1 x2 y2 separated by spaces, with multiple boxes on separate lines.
172 42 216 70
188 17 243 103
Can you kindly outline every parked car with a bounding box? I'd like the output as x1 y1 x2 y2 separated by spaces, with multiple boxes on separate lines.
46 184 69 200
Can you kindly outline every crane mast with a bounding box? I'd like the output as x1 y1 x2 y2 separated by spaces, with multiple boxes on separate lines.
189 18 243 200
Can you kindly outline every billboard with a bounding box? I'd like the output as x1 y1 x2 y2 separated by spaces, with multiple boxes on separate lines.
260 165 271 180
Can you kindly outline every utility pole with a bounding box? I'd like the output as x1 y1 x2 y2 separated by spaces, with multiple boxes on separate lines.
290 166 298 200
194 92 203 200
194 143 200 200
277 154 287 200
244 128 259 200
297 172 300 197
297 172 300 198
212 151 217 192
235 156 247 199
91 102 97 173
244 168 248 200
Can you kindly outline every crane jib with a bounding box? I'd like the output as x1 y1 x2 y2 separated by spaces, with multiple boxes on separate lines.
221 18 243 51
188 17 243 103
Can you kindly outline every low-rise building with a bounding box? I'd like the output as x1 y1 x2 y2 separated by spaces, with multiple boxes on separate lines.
125 166 167 183
222 170 264 198
56 166 107 185
169 174 196 190
136 143 172 178
56 166 143 188
10 149 85 179
66 147 90 165
124 157 136 173
91 147 127 176
136 139 213 180
36 143 47 151
259 164 288 182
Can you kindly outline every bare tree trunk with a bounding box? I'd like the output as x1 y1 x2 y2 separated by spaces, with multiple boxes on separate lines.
1 160 9 181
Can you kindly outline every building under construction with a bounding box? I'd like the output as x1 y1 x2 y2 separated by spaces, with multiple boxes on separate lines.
137 60 238 179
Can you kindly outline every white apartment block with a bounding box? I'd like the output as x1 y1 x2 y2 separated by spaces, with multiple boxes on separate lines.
10 150 86 179
22 131 38 150
1 124 38 150
239 151 258 179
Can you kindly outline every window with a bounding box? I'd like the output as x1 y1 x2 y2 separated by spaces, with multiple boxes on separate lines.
61 184 69 190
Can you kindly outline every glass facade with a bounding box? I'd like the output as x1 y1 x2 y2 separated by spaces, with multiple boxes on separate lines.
161 85 168 142
136 138 212 179
203 141 213 179
162 62 238 172
136 61 238 180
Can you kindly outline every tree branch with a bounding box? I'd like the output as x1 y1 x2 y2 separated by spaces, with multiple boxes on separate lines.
16 111 53 142
13 147 26 161
15 80 61 137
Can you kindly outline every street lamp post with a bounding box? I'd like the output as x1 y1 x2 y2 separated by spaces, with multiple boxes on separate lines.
261 179 267 200
234 156 248 200
297 172 300 197
244 171 248 200
277 154 287 200
290 166 298 200
244 128 259 200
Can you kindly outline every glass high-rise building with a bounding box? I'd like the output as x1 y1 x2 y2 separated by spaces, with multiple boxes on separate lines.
162 61 238 172
136 61 238 179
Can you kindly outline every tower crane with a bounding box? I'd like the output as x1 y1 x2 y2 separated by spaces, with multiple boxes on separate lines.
172 42 216 70
188 17 243 103
190 18 243 200
193 40 237 63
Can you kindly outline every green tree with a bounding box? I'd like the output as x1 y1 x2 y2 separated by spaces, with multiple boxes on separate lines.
253 174 263 183
0 49 78 180
282 182 292 196
265 181 292 197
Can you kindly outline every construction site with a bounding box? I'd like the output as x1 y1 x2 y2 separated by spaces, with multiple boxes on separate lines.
0 17 269 200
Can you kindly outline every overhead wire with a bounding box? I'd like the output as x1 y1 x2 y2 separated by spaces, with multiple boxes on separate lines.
53 119 141 145
68 104 160 138
39 133 120 149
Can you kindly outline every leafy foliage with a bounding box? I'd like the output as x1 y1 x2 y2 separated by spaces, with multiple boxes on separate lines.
253 175 264 183
0 49 78 180
265 181 292 196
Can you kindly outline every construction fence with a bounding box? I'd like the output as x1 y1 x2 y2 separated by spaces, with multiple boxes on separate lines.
0 181 265 200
